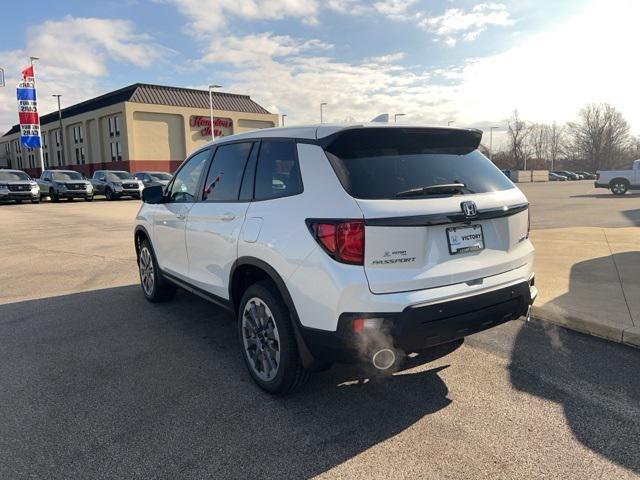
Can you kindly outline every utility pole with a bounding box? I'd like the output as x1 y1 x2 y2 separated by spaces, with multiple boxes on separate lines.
320 102 327 124
29 56 45 173
282 114 286 127
208 84 222 141
489 126 499 162
52 94 65 165
394 113 406 123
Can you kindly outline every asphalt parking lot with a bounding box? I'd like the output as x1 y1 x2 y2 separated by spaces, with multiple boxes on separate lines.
519 180 640 229
1 184 639 479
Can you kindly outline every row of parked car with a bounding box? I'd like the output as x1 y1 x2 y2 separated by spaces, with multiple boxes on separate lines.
549 170 597 181
0 168 173 203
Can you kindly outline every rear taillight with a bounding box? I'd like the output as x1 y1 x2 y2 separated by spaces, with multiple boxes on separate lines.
308 219 365 265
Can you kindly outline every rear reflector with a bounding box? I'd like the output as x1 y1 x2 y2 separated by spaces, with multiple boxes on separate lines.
308 219 365 265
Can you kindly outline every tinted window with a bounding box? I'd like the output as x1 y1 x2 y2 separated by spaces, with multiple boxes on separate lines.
53 171 82 181
0 171 30 181
107 171 134 181
149 173 172 181
324 129 514 199
168 149 210 202
254 141 302 201
203 142 253 201
239 142 259 201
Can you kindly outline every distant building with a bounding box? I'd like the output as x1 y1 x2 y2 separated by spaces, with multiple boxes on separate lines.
0 83 279 175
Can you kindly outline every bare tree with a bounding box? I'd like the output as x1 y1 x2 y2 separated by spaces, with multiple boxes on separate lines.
507 110 530 170
547 122 565 171
528 123 550 165
567 103 631 171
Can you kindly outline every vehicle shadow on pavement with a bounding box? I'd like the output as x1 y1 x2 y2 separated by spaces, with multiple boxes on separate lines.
0 285 456 479
509 272 640 473
538 251 639 328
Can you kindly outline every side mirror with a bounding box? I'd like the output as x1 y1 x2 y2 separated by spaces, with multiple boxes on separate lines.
142 184 164 204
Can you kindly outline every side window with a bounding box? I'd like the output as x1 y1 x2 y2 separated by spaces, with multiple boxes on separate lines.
254 141 302 201
202 142 253 202
95 172 105 181
239 142 259 201
167 149 210 203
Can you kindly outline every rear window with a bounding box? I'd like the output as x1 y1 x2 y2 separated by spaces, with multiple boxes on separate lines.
324 128 514 199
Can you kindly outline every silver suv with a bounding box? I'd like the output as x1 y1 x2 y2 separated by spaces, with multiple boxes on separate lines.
38 169 94 202
0 169 40 204
91 170 143 200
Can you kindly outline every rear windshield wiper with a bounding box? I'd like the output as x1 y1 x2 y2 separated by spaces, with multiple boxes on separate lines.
395 183 470 197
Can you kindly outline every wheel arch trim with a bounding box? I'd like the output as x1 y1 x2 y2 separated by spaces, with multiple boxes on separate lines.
229 256 318 368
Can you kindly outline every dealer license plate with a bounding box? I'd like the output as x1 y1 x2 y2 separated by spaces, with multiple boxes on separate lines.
446 225 484 255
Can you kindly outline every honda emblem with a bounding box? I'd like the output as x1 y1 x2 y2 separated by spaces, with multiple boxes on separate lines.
461 201 478 218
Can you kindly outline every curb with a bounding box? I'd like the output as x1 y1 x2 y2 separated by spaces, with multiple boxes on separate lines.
532 306 640 349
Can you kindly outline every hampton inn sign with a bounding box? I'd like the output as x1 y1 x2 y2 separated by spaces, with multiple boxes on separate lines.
190 116 233 138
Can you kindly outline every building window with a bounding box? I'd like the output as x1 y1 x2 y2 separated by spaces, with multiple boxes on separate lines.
56 150 61 165
108 116 121 137
73 126 84 144
110 141 122 161
42 133 48 149
80 147 86 164
44 152 49 167
55 131 60 147
75 148 80 164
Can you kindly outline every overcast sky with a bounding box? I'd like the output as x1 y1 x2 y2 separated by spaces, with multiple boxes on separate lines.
1 0 638 146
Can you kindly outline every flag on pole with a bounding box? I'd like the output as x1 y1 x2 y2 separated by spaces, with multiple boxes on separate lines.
16 66 41 149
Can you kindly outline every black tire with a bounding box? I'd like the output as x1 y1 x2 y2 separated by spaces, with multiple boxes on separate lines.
138 238 176 302
610 179 628 195
84 196 93 202
105 187 115 201
31 198 40 204
15 199 22 204
51 189 60 202
238 281 310 394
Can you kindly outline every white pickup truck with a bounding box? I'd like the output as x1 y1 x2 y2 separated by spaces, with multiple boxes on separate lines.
595 159 640 195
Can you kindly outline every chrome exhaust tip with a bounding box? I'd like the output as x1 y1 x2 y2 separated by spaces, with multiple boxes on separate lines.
372 348 396 370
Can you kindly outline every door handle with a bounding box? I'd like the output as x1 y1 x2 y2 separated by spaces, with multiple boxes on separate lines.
220 213 236 222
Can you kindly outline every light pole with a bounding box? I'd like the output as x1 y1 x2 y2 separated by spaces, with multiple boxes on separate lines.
394 113 406 123
208 84 222 141
489 126 499 162
30 56 45 173
282 114 286 127
52 94 65 166
320 102 327 124
447 120 454 126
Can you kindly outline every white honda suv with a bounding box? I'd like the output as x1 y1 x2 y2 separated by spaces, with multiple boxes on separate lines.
134 125 536 394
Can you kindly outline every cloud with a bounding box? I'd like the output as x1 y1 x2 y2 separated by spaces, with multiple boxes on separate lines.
198 33 332 66
0 16 172 133
373 0 417 20
451 0 640 133
419 3 514 46
163 0 320 33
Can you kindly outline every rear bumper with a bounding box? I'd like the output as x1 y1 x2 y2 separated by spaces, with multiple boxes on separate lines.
594 182 608 188
301 279 536 364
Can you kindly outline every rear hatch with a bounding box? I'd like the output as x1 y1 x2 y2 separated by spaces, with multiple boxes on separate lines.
322 127 531 294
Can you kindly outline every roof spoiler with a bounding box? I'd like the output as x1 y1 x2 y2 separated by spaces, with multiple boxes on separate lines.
320 126 483 157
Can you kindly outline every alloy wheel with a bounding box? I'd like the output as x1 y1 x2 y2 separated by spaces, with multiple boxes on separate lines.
139 247 155 296
242 297 281 382
612 183 626 194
